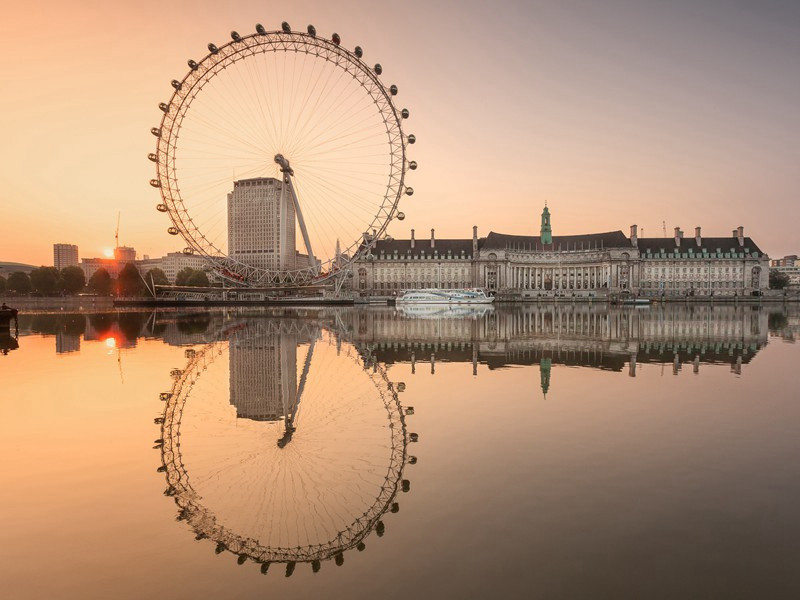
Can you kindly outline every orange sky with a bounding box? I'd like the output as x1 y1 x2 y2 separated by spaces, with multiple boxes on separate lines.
1 0 799 265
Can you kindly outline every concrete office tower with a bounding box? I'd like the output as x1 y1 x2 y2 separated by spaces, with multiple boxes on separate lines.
53 244 79 270
227 177 296 271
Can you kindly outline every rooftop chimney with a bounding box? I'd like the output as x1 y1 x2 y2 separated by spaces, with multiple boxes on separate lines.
410 228 415 249
737 226 744 247
472 226 478 256
695 226 702 247
431 228 435 248
674 226 682 247
630 224 638 246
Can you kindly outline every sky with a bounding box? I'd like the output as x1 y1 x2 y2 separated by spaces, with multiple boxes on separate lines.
1 0 799 265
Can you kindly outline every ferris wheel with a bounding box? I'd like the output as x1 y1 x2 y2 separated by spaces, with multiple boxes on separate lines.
149 22 416 286
154 319 416 573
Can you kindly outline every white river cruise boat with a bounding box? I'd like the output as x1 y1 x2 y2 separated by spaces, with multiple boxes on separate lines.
396 288 495 305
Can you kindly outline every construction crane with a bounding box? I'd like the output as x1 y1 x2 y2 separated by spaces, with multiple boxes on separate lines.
115 212 121 251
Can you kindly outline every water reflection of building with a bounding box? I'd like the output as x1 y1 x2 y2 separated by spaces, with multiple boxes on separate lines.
229 332 299 421
55 332 80 354
351 305 770 385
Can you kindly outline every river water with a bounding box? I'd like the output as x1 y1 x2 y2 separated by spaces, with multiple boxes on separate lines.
1 304 799 599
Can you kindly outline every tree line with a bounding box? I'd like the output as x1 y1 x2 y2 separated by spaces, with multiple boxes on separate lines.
0 264 211 297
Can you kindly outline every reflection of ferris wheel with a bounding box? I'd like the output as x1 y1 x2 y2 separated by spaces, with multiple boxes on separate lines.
149 22 416 286
154 321 416 573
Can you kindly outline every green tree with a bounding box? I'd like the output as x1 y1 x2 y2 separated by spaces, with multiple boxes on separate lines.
0 275 6 293
87 268 113 295
30 267 60 295
175 267 195 286
769 269 790 290
145 268 169 287
187 270 210 287
7 271 32 294
59 266 86 295
117 263 145 296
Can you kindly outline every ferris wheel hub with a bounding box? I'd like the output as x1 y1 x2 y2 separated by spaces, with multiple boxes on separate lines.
274 153 293 175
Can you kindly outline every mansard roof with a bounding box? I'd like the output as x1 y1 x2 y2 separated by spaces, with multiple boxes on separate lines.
371 237 474 258
637 237 764 255
481 230 630 251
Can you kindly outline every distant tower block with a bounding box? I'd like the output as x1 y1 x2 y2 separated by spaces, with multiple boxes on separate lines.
54 243 79 270
540 203 552 245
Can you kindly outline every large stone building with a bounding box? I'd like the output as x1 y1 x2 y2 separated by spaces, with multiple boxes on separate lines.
352 205 769 297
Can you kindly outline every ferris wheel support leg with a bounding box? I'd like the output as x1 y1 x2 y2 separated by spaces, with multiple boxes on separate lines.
276 154 317 275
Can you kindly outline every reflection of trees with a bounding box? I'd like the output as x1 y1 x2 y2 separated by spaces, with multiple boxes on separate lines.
88 314 116 338
175 314 211 335
768 312 789 331
118 313 147 341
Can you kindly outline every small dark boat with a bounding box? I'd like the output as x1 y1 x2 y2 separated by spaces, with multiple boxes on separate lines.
0 306 19 330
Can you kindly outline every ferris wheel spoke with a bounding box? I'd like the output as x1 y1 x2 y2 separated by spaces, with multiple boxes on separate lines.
286 56 352 157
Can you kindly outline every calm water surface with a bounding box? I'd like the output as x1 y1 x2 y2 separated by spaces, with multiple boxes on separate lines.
2 304 800 599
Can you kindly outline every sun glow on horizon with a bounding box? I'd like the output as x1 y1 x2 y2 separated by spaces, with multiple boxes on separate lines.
103 248 114 258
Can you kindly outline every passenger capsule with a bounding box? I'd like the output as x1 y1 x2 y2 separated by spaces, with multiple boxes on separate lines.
307 24 316 36
208 43 219 54
408 160 417 170
281 21 291 33
390 502 399 513
397 382 406 391
230 30 241 42
182 247 194 255
402 479 411 493
167 227 179 235
397 211 405 221
171 79 182 90
150 179 161 188
256 23 266 35
159 392 172 401
151 127 161 137
354 45 363 58
389 84 398 95
401 108 409 119
374 63 382 75
332 32 341 45
187 59 198 70
159 102 169 113
407 134 416 144
409 432 419 442
156 203 167 212
408 455 418 464
148 153 158 162
405 187 414 196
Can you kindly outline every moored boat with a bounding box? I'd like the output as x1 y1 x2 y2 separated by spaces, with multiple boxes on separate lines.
396 288 494 305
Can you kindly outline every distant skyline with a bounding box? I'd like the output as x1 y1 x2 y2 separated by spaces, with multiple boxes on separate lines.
1 0 799 265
